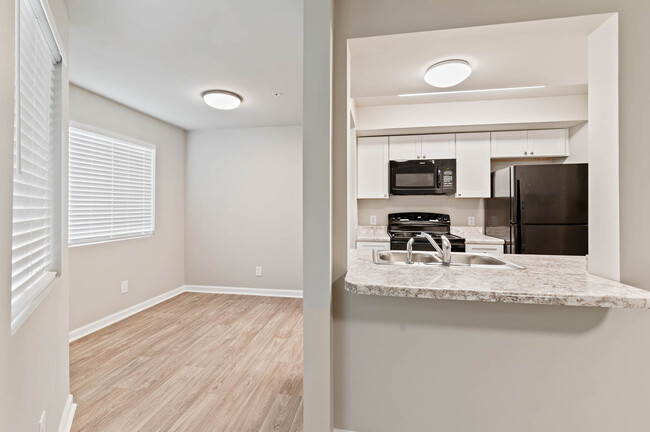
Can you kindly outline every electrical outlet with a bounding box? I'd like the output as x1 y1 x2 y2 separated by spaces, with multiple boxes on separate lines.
468 216 476 226
255 266 262 277
121 280 128 294
369 215 377 226
39 411 46 432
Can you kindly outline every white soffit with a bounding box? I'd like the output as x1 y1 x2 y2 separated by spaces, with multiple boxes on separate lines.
349 13 613 105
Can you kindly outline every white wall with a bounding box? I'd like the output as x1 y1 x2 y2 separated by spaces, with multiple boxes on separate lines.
185 126 303 291
1 0 71 431
588 15 620 280
355 94 587 133
68 85 186 330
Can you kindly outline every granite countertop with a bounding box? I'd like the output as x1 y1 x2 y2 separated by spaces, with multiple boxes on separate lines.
345 249 650 309
356 225 390 242
451 226 505 245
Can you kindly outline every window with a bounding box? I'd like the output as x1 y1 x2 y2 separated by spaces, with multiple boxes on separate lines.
68 127 156 247
12 0 63 332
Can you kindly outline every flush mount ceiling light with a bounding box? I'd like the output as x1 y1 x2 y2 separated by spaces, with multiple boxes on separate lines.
201 90 243 110
424 59 472 88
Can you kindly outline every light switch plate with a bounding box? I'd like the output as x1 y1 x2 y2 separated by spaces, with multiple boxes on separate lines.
121 280 128 293
369 215 377 226
468 216 476 226
255 266 262 277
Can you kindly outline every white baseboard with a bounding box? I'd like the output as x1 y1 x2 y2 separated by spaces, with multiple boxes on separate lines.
184 285 303 298
69 285 303 342
334 429 358 432
58 394 76 432
69 286 185 342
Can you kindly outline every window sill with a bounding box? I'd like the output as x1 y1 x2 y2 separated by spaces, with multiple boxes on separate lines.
11 272 58 335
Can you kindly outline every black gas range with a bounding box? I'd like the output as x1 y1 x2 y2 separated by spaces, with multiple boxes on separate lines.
388 212 466 252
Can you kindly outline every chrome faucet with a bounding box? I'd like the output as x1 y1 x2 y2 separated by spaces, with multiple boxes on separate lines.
406 232 452 265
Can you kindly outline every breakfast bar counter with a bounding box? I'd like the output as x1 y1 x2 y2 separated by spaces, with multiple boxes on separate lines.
345 249 650 309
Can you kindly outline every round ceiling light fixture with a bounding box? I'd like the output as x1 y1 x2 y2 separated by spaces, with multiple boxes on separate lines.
424 59 472 88
201 90 243 110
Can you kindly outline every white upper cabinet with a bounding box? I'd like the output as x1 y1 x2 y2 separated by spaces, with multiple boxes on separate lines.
491 130 528 158
455 132 491 198
527 129 568 157
420 134 455 159
389 135 420 160
491 128 569 159
357 136 389 199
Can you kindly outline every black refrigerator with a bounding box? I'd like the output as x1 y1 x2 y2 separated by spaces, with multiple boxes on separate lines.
485 164 588 255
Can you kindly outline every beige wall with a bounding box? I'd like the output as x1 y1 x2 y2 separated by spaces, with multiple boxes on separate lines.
68 85 186 330
185 126 303 291
329 1 650 430
0 0 71 431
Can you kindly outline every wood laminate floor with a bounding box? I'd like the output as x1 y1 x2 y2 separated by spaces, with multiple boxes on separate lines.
70 292 303 432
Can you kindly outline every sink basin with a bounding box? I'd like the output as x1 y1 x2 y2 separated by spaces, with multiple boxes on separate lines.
373 250 440 265
373 250 524 269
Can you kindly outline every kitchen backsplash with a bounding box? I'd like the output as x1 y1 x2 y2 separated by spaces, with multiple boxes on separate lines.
357 195 485 227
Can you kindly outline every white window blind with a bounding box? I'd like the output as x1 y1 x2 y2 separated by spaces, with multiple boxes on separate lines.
11 0 61 329
68 128 156 246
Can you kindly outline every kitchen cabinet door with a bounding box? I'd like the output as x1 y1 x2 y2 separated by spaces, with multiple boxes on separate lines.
357 136 389 199
420 134 455 159
389 135 421 160
528 129 568 157
465 244 504 254
356 241 391 250
490 130 528 158
455 132 491 198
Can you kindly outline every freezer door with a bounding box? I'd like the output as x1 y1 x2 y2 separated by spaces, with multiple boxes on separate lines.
515 164 588 225
520 224 588 255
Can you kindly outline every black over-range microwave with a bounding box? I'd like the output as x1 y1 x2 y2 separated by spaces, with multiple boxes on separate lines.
389 159 456 195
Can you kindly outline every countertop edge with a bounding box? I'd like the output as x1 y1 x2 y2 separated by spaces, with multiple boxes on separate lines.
344 280 650 309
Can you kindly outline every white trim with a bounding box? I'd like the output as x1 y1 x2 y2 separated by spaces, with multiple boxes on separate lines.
334 429 359 432
58 394 76 432
68 286 185 342
34 0 67 64
69 285 303 342
184 285 303 298
11 276 58 335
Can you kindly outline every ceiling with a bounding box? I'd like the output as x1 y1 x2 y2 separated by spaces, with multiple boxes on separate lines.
350 14 612 106
66 0 303 131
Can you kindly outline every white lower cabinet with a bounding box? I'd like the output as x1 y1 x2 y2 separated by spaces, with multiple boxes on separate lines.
356 241 391 250
455 132 491 198
465 244 504 254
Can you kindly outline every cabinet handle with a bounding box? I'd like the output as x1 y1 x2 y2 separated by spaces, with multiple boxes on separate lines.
524 151 528 155
423 155 426 158
384 194 387 198
530 152 534 155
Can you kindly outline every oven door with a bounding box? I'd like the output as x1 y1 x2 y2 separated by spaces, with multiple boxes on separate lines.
389 159 455 195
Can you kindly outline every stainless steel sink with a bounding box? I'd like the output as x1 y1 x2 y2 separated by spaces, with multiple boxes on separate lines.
373 250 524 269
373 250 440 265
